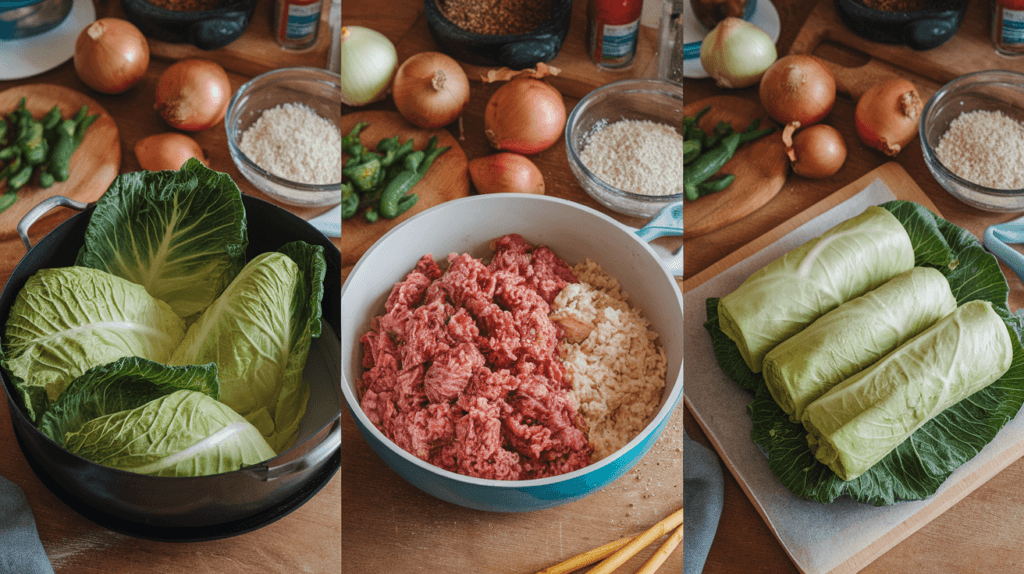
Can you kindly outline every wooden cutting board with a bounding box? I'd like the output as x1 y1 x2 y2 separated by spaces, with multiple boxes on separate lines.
683 163 1024 574
341 110 470 269
0 84 120 240
683 95 789 239
789 0 995 102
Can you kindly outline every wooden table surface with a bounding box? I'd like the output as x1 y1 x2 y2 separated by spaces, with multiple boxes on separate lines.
340 2 687 574
0 1 340 572
685 1 1024 573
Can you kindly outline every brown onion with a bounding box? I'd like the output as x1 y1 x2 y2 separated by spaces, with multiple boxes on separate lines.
855 77 922 157
484 78 566 155
392 52 470 129
134 133 208 172
468 153 545 195
73 18 149 95
782 123 846 179
154 59 231 132
759 55 836 128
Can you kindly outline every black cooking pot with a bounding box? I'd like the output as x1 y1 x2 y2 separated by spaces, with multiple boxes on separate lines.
833 0 968 50
423 0 573 69
120 0 258 50
0 194 341 541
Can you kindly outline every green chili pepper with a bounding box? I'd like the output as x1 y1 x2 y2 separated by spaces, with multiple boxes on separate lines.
0 191 16 215
6 164 32 191
41 105 61 131
342 122 369 158
38 171 55 189
341 183 359 220
683 139 702 164
696 173 736 196
343 156 383 192
73 113 99 146
684 131 741 191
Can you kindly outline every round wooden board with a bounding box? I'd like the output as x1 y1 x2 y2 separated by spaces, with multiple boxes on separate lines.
0 84 121 239
341 110 470 268
684 96 789 238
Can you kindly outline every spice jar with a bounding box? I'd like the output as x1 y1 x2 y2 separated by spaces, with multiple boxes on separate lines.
993 0 1024 56
273 0 323 49
587 0 643 68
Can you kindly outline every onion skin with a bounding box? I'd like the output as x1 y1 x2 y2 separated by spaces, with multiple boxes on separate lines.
782 123 846 179
855 78 923 157
154 59 231 132
73 18 149 95
759 55 836 128
392 52 470 129
468 153 545 195
700 17 777 89
484 78 566 155
134 133 208 172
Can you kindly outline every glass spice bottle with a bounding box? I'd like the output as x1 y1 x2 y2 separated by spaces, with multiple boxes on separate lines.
587 0 644 68
993 0 1024 56
274 0 324 50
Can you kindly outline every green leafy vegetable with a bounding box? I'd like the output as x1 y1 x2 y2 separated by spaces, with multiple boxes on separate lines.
0 266 186 423
74 158 248 318
704 200 1024 505
38 356 219 448
169 241 325 453
717 206 915 374
762 266 957 422
65 389 276 477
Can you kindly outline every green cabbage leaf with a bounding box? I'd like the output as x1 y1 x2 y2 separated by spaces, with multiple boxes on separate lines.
65 388 276 477
38 356 220 448
0 267 186 423
169 241 325 453
74 158 248 318
704 200 1024 505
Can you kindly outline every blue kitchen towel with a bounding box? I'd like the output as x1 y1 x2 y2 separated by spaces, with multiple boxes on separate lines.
0 475 54 574
307 204 341 238
683 430 724 574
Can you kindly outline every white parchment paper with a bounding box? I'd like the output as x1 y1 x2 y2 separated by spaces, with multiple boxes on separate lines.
684 178 1024 574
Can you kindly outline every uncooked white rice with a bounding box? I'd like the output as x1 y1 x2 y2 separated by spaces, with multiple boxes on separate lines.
551 259 667 462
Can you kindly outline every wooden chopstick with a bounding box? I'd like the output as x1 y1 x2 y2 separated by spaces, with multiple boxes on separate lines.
586 507 685 574
534 536 634 574
533 507 684 574
634 522 684 574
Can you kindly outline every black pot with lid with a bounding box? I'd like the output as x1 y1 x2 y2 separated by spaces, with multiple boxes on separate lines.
120 0 258 50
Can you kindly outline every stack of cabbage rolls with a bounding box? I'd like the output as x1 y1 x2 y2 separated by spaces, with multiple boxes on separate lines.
717 206 1014 482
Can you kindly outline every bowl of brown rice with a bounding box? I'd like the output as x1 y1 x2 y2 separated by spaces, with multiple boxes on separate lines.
565 79 684 219
340 193 685 512
920 69 1024 212
225 67 342 208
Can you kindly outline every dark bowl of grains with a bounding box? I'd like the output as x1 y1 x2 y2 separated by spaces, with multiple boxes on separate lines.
565 78 685 219
423 0 573 70
120 0 257 50
225 67 342 208
833 0 968 50
920 70 1024 212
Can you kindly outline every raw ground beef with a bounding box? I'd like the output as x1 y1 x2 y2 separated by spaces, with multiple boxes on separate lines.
359 234 593 480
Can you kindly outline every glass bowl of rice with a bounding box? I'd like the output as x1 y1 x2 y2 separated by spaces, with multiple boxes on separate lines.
921 69 1024 212
225 67 342 208
565 79 684 219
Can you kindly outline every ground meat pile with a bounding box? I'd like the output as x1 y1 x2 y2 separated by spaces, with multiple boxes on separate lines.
359 234 593 480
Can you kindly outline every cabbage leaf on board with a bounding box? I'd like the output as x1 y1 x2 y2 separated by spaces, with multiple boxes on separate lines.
65 389 277 477
169 241 326 453
74 158 248 319
38 356 220 448
0 267 187 423
703 200 1024 505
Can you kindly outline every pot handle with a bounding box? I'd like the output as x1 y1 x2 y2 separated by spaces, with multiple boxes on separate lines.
18 195 92 251
250 419 341 482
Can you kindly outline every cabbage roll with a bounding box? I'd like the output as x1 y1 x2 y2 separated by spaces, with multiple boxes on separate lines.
718 206 914 373
763 267 956 421
802 300 1013 482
